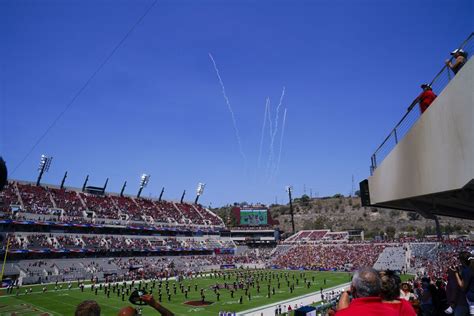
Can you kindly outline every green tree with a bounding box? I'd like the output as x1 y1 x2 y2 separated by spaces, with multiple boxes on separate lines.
385 226 396 239
416 227 424 239
300 194 310 203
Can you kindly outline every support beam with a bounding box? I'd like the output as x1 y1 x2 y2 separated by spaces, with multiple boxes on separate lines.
60 171 68 189
82 175 89 192
120 181 127 197
180 190 186 203
158 187 165 202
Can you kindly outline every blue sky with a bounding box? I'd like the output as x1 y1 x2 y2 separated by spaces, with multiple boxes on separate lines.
1 0 472 207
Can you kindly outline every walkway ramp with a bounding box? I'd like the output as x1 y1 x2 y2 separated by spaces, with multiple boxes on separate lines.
361 34 474 219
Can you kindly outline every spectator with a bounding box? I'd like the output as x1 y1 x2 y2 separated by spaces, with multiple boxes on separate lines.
445 49 467 75
379 270 416 316
450 252 474 316
433 279 449 316
400 282 417 302
336 267 398 315
446 267 462 315
417 277 436 316
75 300 101 316
416 84 437 114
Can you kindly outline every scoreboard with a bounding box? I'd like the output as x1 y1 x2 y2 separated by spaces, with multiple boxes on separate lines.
239 209 268 226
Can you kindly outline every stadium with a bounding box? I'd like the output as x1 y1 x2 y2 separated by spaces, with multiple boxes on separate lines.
1 1 473 316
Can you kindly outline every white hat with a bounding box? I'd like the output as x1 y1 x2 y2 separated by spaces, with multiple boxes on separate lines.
451 48 465 55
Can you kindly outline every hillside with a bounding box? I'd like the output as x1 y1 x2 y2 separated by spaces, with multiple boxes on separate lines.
213 196 474 239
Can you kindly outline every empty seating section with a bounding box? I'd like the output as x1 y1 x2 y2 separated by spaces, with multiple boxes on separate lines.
17 183 53 214
285 230 329 243
307 230 329 241
323 232 349 241
373 246 407 271
284 230 350 243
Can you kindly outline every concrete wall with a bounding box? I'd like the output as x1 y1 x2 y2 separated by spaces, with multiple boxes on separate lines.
369 59 474 204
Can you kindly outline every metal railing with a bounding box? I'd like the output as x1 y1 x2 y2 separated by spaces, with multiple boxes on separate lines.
370 32 474 175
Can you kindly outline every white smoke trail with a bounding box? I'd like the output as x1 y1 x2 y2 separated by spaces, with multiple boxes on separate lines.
273 108 288 178
257 98 269 169
266 99 275 177
208 53 246 164
272 86 286 142
267 87 285 177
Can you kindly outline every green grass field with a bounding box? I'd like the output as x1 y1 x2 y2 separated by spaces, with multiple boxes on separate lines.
0 270 351 316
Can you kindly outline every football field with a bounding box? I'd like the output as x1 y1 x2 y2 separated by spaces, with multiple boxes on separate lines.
0 270 351 316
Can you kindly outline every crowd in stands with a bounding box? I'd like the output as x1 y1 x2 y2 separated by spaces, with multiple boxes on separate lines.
5 233 236 252
49 187 85 217
0 181 224 228
272 244 386 271
410 240 473 281
0 182 20 212
16 183 53 215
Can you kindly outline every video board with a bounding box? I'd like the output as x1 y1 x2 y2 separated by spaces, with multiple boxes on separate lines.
239 209 268 226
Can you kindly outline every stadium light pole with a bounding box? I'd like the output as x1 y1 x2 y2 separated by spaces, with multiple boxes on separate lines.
36 154 53 186
286 185 295 234
137 174 150 198
194 183 206 204
180 190 186 203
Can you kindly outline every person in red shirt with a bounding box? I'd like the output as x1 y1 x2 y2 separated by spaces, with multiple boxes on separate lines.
336 268 399 316
416 84 437 114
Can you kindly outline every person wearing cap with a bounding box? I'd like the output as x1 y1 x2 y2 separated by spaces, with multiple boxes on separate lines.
415 84 437 114
446 49 468 75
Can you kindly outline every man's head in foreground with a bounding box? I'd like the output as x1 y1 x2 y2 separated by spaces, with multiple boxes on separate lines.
351 267 382 298
118 306 138 316
75 300 101 316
